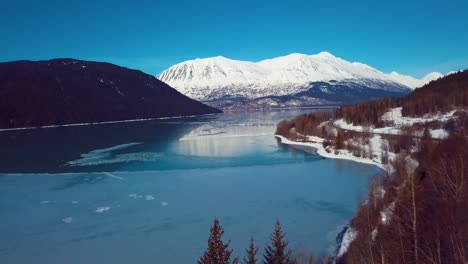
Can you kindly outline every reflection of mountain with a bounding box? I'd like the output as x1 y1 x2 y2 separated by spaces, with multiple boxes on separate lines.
0 110 322 173
176 124 276 157
0 119 203 173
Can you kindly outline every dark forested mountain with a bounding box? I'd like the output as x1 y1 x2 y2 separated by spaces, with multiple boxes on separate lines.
0 59 221 129
402 70 468 116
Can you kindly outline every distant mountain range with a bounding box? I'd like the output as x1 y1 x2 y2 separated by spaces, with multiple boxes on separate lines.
0 59 221 129
157 52 443 110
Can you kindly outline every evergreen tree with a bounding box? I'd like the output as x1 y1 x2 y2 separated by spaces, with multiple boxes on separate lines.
198 218 239 264
263 220 295 264
336 131 343 149
243 236 259 264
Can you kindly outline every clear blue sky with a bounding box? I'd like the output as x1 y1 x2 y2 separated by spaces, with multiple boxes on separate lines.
1 0 467 77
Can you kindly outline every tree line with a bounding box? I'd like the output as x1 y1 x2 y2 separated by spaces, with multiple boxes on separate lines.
277 70 467 138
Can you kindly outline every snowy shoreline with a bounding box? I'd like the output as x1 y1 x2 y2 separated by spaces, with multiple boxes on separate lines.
0 113 218 132
276 134 386 260
275 135 386 171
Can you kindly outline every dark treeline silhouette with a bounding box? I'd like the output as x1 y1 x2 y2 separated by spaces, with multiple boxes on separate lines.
337 97 402 127
402 70 468 116
276 111 334 140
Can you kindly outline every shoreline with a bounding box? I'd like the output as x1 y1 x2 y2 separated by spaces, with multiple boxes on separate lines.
276 134 386 260
275 135 386 171
0 113 219 132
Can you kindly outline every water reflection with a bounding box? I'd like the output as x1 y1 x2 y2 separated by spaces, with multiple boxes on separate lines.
0 108 381 264
0 109 320 173
0 120 202 173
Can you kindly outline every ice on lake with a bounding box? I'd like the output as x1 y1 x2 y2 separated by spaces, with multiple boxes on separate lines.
0 109 379 264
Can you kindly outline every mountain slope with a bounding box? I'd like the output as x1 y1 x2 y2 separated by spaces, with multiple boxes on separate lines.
157 52 442 105
0 59 221 129
389 71 443 88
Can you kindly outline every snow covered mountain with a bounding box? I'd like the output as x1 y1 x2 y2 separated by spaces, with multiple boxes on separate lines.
156 52 443 109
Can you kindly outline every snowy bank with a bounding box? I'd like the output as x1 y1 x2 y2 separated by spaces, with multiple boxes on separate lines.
275 135 387 171
333 107 460 139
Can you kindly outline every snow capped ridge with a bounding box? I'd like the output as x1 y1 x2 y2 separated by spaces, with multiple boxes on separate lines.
423 72 443 81
315 51 335 57
157 52 435 101
389 71 443 89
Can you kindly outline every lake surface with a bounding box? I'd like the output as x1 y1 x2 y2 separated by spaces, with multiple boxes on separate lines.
0 110 379 263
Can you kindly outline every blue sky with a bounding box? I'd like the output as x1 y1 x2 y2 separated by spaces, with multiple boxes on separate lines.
1 0 467 77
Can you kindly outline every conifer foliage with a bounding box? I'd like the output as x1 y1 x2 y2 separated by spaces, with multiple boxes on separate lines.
243 236 259 264
263 220 295 264
198 218 239 264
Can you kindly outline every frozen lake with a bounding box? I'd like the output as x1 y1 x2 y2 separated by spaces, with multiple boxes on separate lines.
0 110 378 263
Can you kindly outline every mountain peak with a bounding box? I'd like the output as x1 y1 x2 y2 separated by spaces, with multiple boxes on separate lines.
423 72 443 81
315 51 335 58
193 55 229 62
156 53 442 100
388 71 444 89
285 52 308 58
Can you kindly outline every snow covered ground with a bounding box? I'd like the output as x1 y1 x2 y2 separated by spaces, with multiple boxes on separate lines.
275 135 388 171
336 226 357 258
333 107 457 139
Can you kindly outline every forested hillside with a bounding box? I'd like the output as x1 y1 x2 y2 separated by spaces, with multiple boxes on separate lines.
0 59 221 129
277 70 467 138
273 70 468 264
402 70 468 116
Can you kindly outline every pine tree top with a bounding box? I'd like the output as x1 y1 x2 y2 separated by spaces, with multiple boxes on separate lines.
263 220 294 264
243 236 259 264
198 218 239 264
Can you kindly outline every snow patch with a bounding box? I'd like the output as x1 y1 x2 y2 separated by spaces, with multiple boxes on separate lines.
62 217 73 224
380 202 396 225
145 195 155 201
276 135 386 170
430 128 448 139
333 108 459 138
337 226 357 257
95 207 111 213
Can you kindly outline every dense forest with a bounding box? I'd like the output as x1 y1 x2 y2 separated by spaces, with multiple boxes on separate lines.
402 70 468 116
